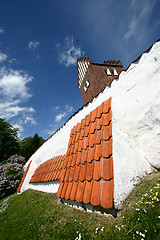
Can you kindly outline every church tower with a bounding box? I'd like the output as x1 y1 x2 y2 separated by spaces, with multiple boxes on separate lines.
77 57 124 105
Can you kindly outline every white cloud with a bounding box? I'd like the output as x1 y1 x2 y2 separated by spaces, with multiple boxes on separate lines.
56 37 84 67
9 58 17 64
28 40 40 50
0 100 35 120
53 106 61 111
24 116 36 125
55 112 67 122
0 27 4 34
54 104 75 122
124 0 155 41
0 67 32 100
0 51 7 63
65 104 74 113
0 66 36 135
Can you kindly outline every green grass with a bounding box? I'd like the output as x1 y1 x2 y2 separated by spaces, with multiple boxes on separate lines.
0 172 160 240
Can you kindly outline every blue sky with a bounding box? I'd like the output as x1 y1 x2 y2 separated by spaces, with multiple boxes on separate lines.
0 0 160 140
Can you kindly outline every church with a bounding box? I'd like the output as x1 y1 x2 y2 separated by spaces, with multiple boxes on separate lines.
17 39 160 214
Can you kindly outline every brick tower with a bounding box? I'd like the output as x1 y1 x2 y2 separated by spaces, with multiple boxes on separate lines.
77 57 124 105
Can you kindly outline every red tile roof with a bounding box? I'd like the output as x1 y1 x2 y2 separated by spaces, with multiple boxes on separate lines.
29 155 65 183
17 161 32 193
57 98 113 209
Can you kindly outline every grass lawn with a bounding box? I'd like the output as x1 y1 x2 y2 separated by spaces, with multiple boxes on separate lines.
0 172 160 240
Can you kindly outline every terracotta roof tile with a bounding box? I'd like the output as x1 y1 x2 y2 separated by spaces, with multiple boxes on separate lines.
79 128 85 140
94 142 102 160
30 155 65 183
70 144 74 155
85 114 91 126
61 182 68 199
93 158 102 181
71 153 76 167
79 164 87 181
81 118 86 129
103 98 111 113
96 128 102 144
76 151 82 165
102 156 113 180
68 136 72 146
57 98 113 209
83 136 89 149
75 132 80 142
70 181 78 201
73 142 79 154
90 180 101 206
103 123 112 140
77 122 82 132
89 132 96 147
73 165 81 182
97 104 103 118
65 182 73 200
86 161 94 181
67 155 72 168
91 109 97 123
60 168 66 182
102 111 112 126
96 117 102 130
75 181 86 202
81 149 88 164
71 134 76 145
102 137 112 158
83 181 93 204
57 182 64 198
68 167 75 182
78 139 83 152
90 121 96 134
64 168 70 182
72 125 77 135
87 145 95 163
100 179 113 208
84 125 90 137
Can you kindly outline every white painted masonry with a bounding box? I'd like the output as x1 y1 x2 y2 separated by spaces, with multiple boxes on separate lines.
20 41 160 209
29 180 60 193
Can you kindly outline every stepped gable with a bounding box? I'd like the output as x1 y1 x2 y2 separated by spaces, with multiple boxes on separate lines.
29 155 65 183
17 161 32 193
57 98 113 209
77 57 124 105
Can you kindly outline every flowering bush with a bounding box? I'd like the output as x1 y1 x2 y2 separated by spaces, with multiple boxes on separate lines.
0 155 25 199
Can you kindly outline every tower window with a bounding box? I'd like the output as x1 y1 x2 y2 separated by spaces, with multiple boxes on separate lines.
86 79 90 87
104 67 112 75
84 85 87 92
111 67 118 76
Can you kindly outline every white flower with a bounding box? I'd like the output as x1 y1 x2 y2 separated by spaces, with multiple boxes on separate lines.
135 208 140 211
101 227 104 231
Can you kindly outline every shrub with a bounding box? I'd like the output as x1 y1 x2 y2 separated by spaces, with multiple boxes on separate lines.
0 155 25 199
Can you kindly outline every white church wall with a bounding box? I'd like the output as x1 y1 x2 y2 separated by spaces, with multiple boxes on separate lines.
21 41 160 209
29 180 60 193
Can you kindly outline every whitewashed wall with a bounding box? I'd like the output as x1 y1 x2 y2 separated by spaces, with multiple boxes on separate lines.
21 41 160 209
